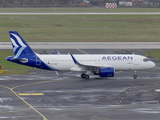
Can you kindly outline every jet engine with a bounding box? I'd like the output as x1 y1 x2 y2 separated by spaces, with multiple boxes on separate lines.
99 67 115 77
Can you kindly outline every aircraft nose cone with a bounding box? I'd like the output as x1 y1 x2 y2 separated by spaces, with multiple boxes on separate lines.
151 61 156 68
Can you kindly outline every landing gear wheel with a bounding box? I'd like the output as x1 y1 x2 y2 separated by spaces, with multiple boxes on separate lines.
81 73 86 78
85 75 89 79
81 73 90 79
133 70 137 79
133 75 137 79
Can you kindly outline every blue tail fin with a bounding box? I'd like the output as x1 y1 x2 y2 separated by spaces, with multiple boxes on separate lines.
7 31 58 71
9 31 35 58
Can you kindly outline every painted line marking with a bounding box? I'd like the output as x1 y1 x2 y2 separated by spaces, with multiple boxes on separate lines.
138 71 160 74
12 80 57 90
18 93 44 96
115 71 122 74
0 107 31 114
76 48 89 54
10 89 48 120
123 87 130 92
18 93 30 95
31 93 44 95
0 84 48 120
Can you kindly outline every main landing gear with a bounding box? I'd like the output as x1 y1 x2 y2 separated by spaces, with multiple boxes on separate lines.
133 71 137 79
81 73 90 79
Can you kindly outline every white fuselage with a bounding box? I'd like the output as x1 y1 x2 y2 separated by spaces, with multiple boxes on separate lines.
37 54 155 71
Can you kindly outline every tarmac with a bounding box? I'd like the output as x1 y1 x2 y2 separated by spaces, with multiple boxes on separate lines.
0 49 160 120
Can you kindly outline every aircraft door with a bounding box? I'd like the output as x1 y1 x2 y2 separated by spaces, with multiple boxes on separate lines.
134 56 139 66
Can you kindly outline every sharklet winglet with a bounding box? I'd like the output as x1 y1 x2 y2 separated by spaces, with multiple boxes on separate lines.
70 54 79 64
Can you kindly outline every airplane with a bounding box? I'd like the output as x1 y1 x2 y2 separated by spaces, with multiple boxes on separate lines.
6 31 155 79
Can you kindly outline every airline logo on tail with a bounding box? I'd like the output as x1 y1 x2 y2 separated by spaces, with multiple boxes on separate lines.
7 31 58 71
9 31 35 58
10 33 27 58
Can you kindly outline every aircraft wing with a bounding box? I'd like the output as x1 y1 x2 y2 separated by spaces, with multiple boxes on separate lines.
70 54 112 71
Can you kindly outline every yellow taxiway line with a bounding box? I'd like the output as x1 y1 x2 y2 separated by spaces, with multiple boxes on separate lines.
0 83 48 120
18 93 44 96
76 48 89 54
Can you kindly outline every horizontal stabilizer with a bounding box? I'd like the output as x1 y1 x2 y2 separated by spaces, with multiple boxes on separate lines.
12 58 28 63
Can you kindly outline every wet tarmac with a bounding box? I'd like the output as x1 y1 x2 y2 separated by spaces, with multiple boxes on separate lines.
0 49 160 120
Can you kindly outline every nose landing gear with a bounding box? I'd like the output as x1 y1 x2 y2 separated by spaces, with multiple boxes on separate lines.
133 71 137 79
133 75 137 79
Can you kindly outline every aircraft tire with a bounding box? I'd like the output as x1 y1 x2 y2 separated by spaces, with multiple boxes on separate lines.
81 73 86 78
85 75 90 79
133 75 137 79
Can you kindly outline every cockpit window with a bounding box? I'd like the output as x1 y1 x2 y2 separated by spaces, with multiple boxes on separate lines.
143 58 149 62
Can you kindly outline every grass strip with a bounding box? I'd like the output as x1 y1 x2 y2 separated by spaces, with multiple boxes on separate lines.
0 50 33 70
0 50 34 75
1 14 160 42
144 50 160 59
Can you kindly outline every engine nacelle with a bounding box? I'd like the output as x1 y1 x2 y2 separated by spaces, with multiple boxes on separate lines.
99 67 114 77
